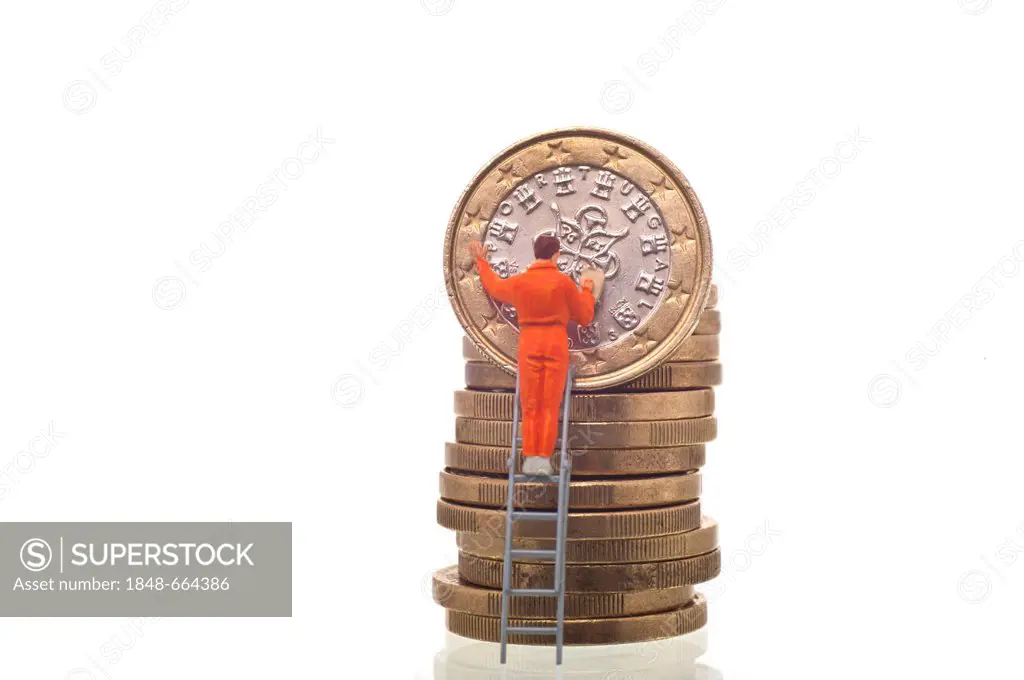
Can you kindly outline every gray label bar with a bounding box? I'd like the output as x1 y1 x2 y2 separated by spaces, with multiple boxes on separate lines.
0 523 291 616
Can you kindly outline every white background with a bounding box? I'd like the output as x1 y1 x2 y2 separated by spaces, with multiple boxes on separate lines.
2 0 1022 677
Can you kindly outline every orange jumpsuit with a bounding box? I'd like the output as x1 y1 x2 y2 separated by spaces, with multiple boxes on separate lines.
475 256 596 458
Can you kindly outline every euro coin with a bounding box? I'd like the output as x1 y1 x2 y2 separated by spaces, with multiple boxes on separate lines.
444 128 713 390
444 442 705 477
445 595 707 645
436 499 701 539
433 566 695 619
439 470 701 510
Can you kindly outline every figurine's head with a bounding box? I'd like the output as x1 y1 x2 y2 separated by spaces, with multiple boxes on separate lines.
533 234 560 263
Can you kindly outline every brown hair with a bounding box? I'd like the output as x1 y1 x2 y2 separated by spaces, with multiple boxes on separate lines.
533 235 560 260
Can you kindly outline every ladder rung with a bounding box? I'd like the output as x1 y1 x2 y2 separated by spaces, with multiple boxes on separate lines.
513 474 557 483
507 626 558 635
510 549 556 559
510 511 558 521
510 588 558 596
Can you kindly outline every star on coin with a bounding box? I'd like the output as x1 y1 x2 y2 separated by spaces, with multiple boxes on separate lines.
477 309 504 340
660 287 689 315
602 144 630 171
462 204 488 237
545 140 573 165
648 174 675 204
579 348 611 372
494 161 523 192
667 236 685 259
628 328 659 354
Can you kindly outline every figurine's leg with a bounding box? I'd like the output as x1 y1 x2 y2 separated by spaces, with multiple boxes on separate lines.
537 355 569 460
518 348 544 458
520 352 555 476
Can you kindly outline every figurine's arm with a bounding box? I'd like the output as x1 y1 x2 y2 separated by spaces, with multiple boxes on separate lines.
566 278 596 326
473 253 517 305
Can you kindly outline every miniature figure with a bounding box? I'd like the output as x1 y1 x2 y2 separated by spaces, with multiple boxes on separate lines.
469 235 602 476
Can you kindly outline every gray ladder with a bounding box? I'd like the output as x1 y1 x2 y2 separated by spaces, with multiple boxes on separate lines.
499 364 576 665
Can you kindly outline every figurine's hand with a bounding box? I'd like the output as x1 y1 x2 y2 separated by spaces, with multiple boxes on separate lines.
469 240 486 261
581 268 604 298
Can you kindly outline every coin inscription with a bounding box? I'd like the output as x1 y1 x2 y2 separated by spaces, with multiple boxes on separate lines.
482 166 672 351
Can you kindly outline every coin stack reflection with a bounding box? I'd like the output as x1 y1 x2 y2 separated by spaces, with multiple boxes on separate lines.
432 284 722 646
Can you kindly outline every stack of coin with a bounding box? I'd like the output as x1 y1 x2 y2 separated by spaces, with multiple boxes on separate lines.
432 285 721 646
436 128 720 647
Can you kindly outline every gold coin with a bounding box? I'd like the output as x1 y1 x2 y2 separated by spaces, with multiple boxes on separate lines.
436 499 701 539
458 550 721 591
443 128 713 391
445 442 705 477
439 470 700 510
455 416 717 448
465 360 723 391
672 335 718 361
453 388 714 421
612 361 723 391
445 595 706 645
461 333 719 363
694 309 720 335
457 517 718 563
433 566 695 619
706 283 719 309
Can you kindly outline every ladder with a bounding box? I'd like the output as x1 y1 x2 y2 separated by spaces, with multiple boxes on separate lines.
499 364 576 665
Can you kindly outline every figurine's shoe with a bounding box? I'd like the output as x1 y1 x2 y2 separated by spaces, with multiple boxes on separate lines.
522 456 554 476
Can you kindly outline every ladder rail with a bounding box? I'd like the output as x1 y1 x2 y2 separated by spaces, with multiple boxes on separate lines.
498 369 521 663
553 364 575 664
